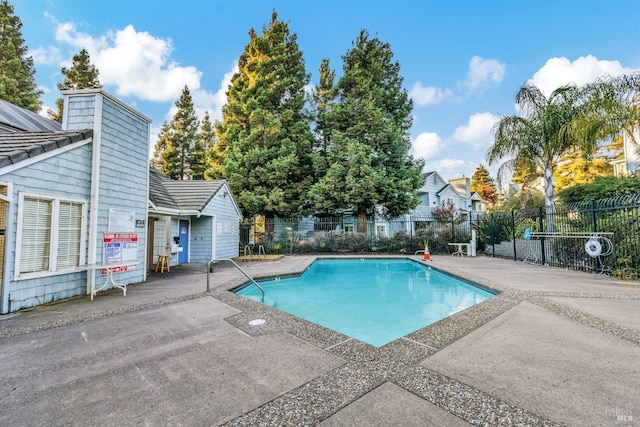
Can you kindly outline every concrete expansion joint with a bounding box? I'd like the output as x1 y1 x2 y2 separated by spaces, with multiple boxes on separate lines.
529 295 640 346
0 292 207 340
401 336 439 351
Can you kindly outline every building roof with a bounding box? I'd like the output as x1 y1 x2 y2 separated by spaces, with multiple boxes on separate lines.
148 167 229 215
0 99 62 133
0 130 93 170
436 183 463 198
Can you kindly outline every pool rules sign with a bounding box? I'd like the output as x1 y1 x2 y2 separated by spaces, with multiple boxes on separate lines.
102 232 138 274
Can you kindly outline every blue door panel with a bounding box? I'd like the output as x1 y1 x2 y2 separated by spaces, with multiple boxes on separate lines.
179 220 189 263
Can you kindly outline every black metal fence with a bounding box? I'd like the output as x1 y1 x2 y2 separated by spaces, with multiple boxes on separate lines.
239 215 473 257
481 195 640 278
240 194 640 279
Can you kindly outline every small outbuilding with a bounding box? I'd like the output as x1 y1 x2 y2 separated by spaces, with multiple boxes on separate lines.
147 167 242 269
0 89 241 314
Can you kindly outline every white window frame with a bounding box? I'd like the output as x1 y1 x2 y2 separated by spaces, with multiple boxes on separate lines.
14 192 88 280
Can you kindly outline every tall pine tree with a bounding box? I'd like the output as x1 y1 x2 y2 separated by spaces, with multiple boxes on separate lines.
151 86 199 180
310 58 336 183
48 48 102 123
309 29 424 231
192 111 214 180
216 11 315 218
0 0 42 112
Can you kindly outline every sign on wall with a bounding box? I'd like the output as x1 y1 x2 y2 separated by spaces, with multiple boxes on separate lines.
108 208 135 232
102 232 138 274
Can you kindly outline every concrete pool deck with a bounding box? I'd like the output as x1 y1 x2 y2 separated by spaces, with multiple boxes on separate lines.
1 255 638 426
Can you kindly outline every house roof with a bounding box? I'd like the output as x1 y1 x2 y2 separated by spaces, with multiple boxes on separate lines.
470 192 484 201
0 130 93 170
436 183 463 198
0 98 92 171
417 171 448 194
0 99 62 133
148 167 232 215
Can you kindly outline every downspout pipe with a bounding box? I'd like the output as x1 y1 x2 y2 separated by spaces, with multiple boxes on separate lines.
86 94 103 295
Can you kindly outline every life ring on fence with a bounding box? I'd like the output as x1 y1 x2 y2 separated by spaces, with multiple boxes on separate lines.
585 238 602 257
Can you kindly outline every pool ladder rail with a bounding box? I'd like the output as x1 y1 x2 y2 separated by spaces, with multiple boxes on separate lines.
207 258 265 302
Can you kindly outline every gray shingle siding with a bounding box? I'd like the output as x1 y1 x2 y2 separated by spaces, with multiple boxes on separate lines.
64 96 96 130
3 144 93 311
190 216 212 263
0 90 151 313
91 95 150 287
205 190 240 260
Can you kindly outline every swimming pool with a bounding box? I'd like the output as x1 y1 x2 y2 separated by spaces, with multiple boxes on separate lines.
235 258 495 347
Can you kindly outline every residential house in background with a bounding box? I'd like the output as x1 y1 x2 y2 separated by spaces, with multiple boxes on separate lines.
148 167 242 269
412 172 485 218
265 171 487 244
612 127 640 177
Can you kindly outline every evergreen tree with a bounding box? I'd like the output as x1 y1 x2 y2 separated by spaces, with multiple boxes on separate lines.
0 0 42 112
471 164 498 208
48 48 102 123
310 58 336 180
217 11 315 218
150 120 170 170
151 86 199 180
309 29 424 232
205 122 227 180
191 111 214 180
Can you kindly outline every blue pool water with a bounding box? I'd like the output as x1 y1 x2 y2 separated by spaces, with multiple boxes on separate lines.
235 258 495 347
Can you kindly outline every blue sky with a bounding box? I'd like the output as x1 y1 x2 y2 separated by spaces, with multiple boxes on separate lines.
12 0 640 184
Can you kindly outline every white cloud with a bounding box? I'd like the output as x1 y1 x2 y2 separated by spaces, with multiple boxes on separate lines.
162 63 237 125
530 55 638 96
52 19 202 102
428 158 476 180
463 56 506 91
410 56 505 106
96 26 201 102
409 82 453 106
31 45 62 65
411 132 443 162
54 21 107 54
452 112 500 150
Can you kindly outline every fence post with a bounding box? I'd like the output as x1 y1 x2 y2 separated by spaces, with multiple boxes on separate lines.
410 216 414 250
511 210 517 261
590 199 597 271
538 207 546 265
450 216 455 241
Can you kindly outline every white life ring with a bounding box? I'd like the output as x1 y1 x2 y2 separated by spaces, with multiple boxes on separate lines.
585 238 602 257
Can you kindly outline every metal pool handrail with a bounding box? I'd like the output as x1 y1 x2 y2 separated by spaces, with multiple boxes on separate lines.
207 258 265 302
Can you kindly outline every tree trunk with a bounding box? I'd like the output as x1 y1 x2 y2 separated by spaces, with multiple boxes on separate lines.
357 211 368 234
543 164 556 232
265 213 275 235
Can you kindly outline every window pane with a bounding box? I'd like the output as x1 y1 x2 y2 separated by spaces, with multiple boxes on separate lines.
57 201 82 269
20 198 52 273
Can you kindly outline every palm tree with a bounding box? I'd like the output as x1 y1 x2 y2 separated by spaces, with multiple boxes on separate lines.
487 75 640 216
